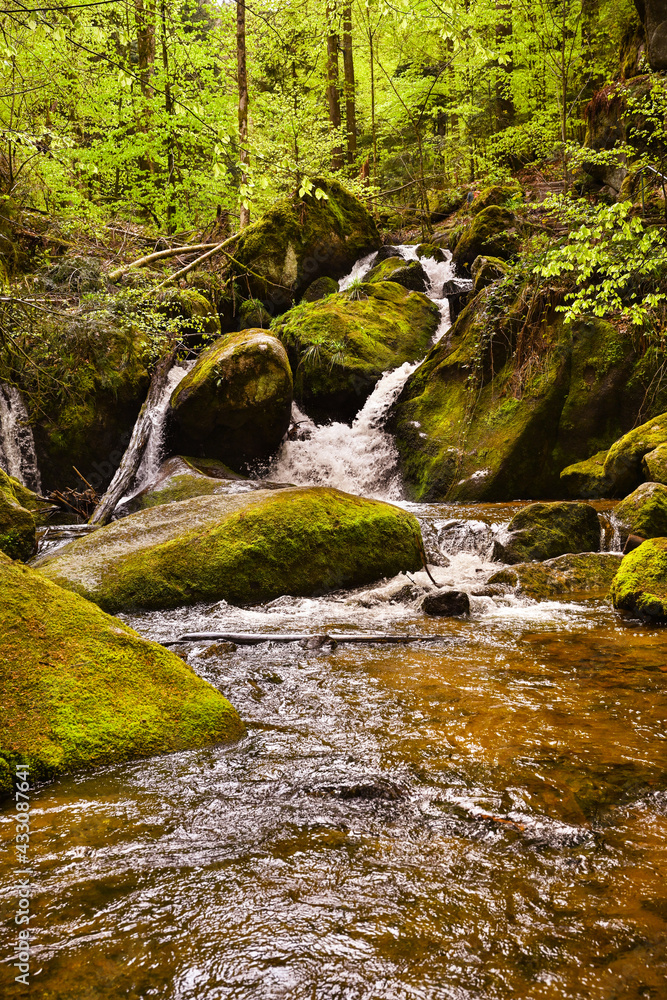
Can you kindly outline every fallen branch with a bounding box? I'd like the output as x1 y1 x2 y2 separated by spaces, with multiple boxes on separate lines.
88 348 178 526
155 241 230 289
107 233 241 283
166 632 448 646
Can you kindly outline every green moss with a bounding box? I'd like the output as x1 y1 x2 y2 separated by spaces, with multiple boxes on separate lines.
470 184 522 215
488 552 622 599
451 206 518 273
364 258 427 292
301 276 339 302
471 255 507 294
604 411 667 495
494 501 601 563
643 443 667 484
155 288 221 337
560 450 613 499
273 282 439 421
610 537 667 621
170 330 293 471
614 482 667 540
0 552 244 797
415 243 445 262
0 470 36 560
238 297 272 330
37 486 424 612
123 456 245 513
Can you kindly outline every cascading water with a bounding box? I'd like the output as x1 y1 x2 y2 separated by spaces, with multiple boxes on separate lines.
268 245 457 500
0 383 42 492
132 361 194 493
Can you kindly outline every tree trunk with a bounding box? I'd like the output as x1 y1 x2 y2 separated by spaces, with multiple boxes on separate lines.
135 0 156 176
326 4 344 170
160 0 176 233
237 0 250 228
342 3 356 165
495 1 515 129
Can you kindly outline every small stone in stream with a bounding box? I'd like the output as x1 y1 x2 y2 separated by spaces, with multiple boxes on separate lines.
373 245 405 264
623 533 646 555
302 635 331 649
422 590 470 617
339 781 401 801
200 641 238 658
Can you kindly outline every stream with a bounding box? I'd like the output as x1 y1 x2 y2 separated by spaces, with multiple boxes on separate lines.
1 249 666 998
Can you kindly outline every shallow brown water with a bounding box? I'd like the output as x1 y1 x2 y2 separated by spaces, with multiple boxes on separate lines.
2 588 667 999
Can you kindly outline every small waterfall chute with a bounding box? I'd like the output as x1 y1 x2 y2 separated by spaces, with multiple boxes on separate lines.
0 383 42 493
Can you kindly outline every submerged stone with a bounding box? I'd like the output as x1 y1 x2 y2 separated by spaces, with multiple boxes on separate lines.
610 537 667 621
613 482 667 542
0 552 244 796
492 502 601 564
36 486 424 612
169 329 293 472
488 552 623 599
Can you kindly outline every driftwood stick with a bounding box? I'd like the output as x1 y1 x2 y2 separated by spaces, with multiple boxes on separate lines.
156 241 230 289
88 349 178 526
166 632 447 646
107 232 241 283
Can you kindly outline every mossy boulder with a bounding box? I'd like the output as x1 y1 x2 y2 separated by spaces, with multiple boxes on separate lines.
426 188 465 221
170 330 293 472
492 502 601 564
301 276 339 302
488 551 622 599
237 297 272 330
643 443 667 484
613 482 667 543
471 255 507 295
0 552 244 796
273 281 440 422
154 288 221 338
364 256 428 292
118 456 249 515
559 450 613 499
470 184 521 215
603 411 667 495
610 537 667 621
227 180 380 312
451 206 518 274
416 244 446 263
0 469 36 560
36 487 424 612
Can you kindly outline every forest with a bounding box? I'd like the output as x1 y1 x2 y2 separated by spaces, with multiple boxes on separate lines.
1 0 667 997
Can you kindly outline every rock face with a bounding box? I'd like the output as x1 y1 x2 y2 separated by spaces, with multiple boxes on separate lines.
391 284 667 501
227 180 380 311
37 487 424 612
643 0 667 70
117 456 250 515
603 412 667 495
488 552 623 600
301 276 339 302
422 590 470 616
273 282 440 422
560 450 613 499
643 443 667 484
364 256 428 292
0 470 37 560
170 330 293 472
452 206 517 273
610 537 667 621
492 502 601 564
613 482 667 542
0 552 244 796
471 255 507 294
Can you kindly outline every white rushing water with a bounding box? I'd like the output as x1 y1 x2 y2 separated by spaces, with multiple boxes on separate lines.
0 383 42 492
269 245 456 500
129 361 194 497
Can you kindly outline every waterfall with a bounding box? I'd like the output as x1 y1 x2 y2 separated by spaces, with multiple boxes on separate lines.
0 383 42 493
132 361 193 493
269 246 455 501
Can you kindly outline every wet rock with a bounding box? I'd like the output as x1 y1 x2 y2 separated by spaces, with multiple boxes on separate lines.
451 206 518 274
364 256 428 293
623 533 646 554
301 276 339 302
471 254 507 295
603 411 667 495
560 450 613 499
273 281 439 423
0 551 244 799
614 482 667 543
441 279 470 321
338 780 401 801
37 486 424 612
227 179 380 310
200 641 238 657
416 243 446 263
491 502 601 564
610 537 667 621
373 245 405 264
488 552 623 600
169 329 293 472
422 589 470 616
0 470 36 561
118 456 251 515
643 443 667 485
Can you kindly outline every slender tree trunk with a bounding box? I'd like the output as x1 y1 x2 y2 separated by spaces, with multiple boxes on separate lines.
368 20 377 188
135 0 156 175
326 3 344 170
342 3 356 165
160 0 175 233
495 1 515 129
237 0 250 228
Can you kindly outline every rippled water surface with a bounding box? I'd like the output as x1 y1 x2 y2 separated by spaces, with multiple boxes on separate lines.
2 583 667 999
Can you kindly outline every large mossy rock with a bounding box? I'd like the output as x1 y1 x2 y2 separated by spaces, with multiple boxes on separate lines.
273 282 440 422
227 180 380 312
391 283 667 501
492 501 601 564
118 456 250 515
37 487 424 612
610 537 667 621
643 443 667 484
613 482 667 542
451 206 518 273
170 330 293 472
0 469 37 560
364 257 428 292
603 412 667 495
560 450 613 499
488 552 622 599
470 184 521 215
0 552 244 796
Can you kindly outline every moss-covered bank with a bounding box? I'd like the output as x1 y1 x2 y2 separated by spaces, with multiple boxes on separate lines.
37 486 424 612
0 553 244 797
